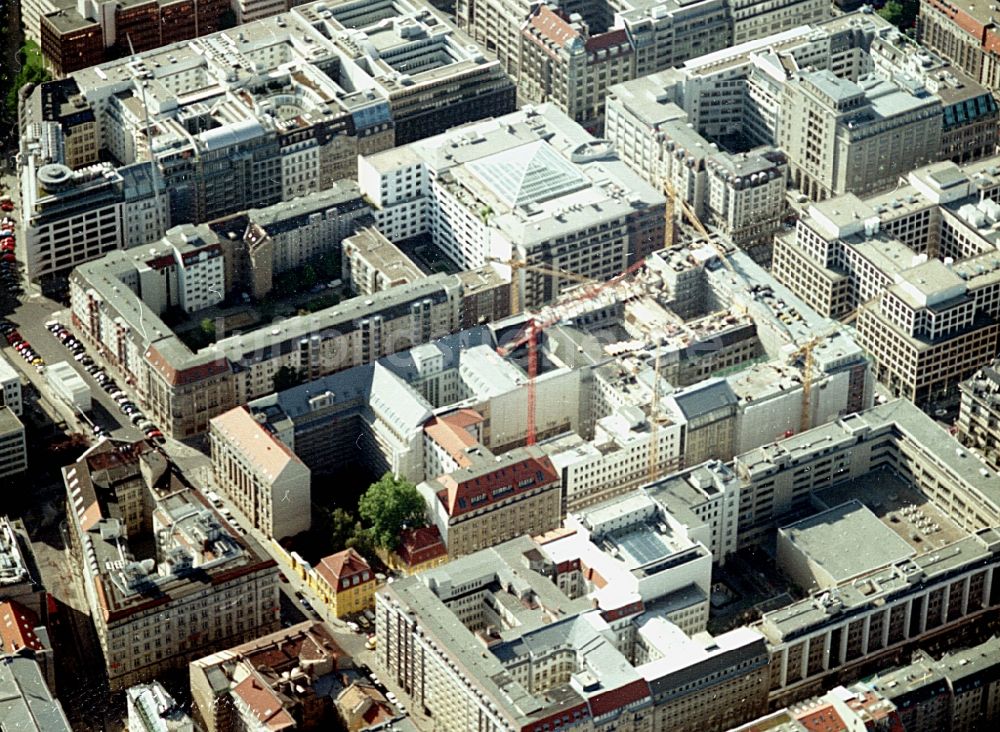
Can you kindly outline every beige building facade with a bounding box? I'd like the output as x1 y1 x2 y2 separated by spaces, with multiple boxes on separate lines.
209 406 312 541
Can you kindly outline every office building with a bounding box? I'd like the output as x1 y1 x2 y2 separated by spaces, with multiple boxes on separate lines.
28 0 232 75
544 404 684 511
0 655 72 732
777 70 942 201
126 681 195 732
606 73 788 261
722 399 1000 703
773 157 1000 406
209 406 312 541
869 27 998 165
249 327 584 482
311 548 376 618
608 13 999 211
870 636 1000 732
957 363 1000 472
16 159 167 285
538 490 714 633
342 227 424 297
418 439 562 556
919 0 1000 93
62 439 280 690
70 229 465 436
0 356 21 417
19 78 99 170
456 0 827 128
517 5 639 130
209 182 371 300
189 620 347 732
0 518 42 618
0 410 27 480
375 535 770 732
359 103 665 310
456 264 512 327
20 0 514 280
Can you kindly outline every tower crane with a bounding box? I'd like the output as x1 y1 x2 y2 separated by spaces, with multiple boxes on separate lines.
498 255 652 445
493 259 597 316
663 178 737 274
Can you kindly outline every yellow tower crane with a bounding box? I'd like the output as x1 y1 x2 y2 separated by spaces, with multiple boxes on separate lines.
663 179 736 273
499 260 597 316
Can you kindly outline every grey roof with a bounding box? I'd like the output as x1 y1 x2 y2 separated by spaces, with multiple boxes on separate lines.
0 655 72 732
935 636 1000 688
669 378 738 421
779 500 915 584
0 407 23 437
760 529 999 642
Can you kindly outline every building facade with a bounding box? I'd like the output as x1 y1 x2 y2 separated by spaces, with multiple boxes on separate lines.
418 445 563 557
209 406 312 541
342 227 423 297
0 409 27 480
359 103 665 311
957 363 1000 472
0 356 21 417
62 440 280 690
919 0 1000 93
311 548 376 618
773 157 1000 405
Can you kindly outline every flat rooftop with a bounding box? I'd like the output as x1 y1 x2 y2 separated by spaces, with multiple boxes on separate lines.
814 470 970 552
779 500 915 585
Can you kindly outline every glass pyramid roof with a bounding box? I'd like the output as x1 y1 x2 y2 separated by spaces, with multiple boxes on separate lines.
466 140 589 208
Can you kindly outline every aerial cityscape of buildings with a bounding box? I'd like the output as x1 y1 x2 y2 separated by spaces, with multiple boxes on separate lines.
2 0 1000 729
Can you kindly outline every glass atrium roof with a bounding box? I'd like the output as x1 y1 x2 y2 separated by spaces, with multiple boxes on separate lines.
466 140 589 208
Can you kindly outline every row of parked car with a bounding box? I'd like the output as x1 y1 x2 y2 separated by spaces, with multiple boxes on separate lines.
1 216 22 295
46 321 165 444
0 321 45 372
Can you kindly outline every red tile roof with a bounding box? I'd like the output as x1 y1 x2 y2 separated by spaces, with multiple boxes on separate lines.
585 29 629 53
232 676 296 730
316 548 372 593
423 410 484 469
0 601 44 653
796 703 848 732
435 452 559 517
144 343 230 386
587 678 650 718
396 526 447 567
527 5 579 48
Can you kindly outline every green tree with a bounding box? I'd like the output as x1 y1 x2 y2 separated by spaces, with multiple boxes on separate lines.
346 523 376 559
272 365 304 392
878 0 918 30
302 264 318 289
329 507 359 550
358 473 426 551
5 42 50 119
315 251 340 281
200 317 216 339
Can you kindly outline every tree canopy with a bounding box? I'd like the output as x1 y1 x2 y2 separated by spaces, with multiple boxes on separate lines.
358 473 426 551
877 0 918 31
272 365 305 392
4 42 50 120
